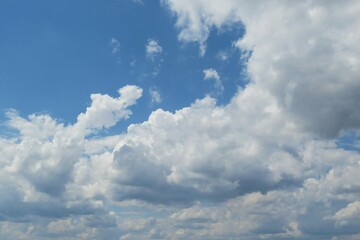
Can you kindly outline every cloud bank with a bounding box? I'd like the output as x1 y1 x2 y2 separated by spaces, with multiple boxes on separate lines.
1 1 360 239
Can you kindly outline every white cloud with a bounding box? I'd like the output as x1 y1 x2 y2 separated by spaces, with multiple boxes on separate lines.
1 84 360 238
0 85 142 220
329 201 360 229
110 86 310 205
203 68 223 95
1 0 360 239
162 0 241 55
76 85 143 133
203 68 220 82
163 0 360 138
146 39 163 60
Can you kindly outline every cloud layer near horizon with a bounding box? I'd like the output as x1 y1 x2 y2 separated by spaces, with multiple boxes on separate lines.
1 1 360 239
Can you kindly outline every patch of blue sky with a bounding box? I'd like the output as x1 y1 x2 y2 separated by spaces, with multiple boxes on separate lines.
336 131 360 153
0 0 247 136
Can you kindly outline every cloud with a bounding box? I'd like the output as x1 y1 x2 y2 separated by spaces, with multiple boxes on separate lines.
76 85 143 133
132 0 144 5
110 87 309 205
1 0 360 239
149 87 162 104
0 85 142 221
203 68 220 82
162 0 241 56
109 38 120 54
163 0 360 138
146 39 163 60
1 90 360 238
217 50 229 61
203 68 223 95
329 201 360 231
102 0 360 238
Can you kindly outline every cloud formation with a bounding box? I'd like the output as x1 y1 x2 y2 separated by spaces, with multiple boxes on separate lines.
0 85 142 221
164 0 360 138
1 0 360 239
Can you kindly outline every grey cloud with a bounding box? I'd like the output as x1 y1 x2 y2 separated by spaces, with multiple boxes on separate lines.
109 91 310 205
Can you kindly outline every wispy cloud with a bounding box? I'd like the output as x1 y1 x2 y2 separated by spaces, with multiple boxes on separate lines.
149 87 162 104
146 39 163 60
216 50 229 61
132 0 144 5
109 38 120 54
203 68 223 95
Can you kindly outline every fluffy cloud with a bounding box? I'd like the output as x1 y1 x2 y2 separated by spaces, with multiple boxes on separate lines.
113 0 359 238
110 86 306 205
76 85 142 133
0 85 142 221
1 0 360 239
164 0 360 138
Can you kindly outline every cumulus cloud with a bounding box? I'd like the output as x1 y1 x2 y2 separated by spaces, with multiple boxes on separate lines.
164 0 360 138
108 87 316 205
0 85 142 221
76 85 143 133
146 39 163 60
1 0 360 239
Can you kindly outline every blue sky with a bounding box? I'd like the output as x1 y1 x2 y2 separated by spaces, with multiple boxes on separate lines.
0 0 242 128
1 1 360 240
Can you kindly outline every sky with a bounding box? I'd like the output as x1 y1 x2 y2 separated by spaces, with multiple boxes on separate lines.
0 0 360 239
